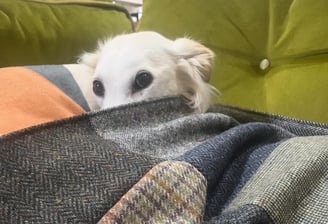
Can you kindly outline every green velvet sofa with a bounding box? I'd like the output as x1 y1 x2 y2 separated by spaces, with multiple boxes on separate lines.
138 0 328 124
0 0 133 66
1 0 327 124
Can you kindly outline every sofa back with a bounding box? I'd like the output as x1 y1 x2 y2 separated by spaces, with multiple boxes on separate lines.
0 0 133 67
138 0 328 123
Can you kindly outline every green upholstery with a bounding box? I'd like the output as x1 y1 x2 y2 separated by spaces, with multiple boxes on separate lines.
0 0 133 67
138 0 328 123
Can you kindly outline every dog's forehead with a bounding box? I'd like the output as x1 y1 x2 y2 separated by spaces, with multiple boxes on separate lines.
97 32 175 71
95 32 177 79
104 32 171 54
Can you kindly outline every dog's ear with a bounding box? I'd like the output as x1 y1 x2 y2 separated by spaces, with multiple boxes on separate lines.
173 38 218 112
78 39 107 68
173 38 215 82
78 51 100 68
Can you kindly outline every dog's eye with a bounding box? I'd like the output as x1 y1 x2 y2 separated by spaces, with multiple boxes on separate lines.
93 80 105 97
133 70 153 91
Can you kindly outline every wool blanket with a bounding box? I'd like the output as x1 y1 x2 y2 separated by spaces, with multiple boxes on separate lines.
0 96 327 224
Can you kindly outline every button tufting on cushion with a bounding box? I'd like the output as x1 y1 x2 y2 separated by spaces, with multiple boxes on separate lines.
259 58 270 71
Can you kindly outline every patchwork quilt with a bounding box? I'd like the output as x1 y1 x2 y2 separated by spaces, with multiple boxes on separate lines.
0 65 327 223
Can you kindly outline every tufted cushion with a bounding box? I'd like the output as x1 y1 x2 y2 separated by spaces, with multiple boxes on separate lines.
0 0 133 67
138 0 328 123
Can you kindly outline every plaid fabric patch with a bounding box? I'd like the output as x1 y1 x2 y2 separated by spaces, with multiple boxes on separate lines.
98 161 207 224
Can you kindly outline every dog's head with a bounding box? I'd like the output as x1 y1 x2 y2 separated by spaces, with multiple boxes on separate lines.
79 31 218 112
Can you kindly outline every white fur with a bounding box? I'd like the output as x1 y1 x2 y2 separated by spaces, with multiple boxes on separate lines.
79 31 219 112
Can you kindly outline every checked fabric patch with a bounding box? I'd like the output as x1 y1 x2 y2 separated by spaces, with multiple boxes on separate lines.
98 161 207 224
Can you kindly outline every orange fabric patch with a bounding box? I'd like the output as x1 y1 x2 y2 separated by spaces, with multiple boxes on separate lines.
0 67 85 134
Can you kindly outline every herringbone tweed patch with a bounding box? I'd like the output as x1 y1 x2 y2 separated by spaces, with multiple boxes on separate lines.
98 161 207 224
0 116 161 223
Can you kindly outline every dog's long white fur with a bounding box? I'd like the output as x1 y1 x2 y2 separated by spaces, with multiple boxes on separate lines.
79 31 219 112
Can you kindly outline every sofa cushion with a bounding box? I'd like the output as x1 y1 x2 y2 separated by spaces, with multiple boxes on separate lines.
0 0 133 67
138 0 328 123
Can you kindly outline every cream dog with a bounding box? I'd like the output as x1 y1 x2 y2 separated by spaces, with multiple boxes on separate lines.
78 31 218 112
